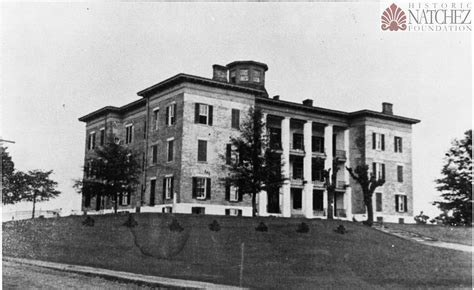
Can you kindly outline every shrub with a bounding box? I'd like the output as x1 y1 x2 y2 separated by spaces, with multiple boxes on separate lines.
255 221 268 232
169 218 184 232
334 224 347 234
414 211 430 224
296 222 309 233
123 214 138 228
82 216 95 227
209 220 221 232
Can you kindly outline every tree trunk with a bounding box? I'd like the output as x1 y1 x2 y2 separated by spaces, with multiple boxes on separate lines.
252 192 257 217
364 198 374 226
32 192 37 219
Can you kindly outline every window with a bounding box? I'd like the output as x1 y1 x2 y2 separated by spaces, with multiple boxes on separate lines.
192 177 211 200
372 132 385 151
312 136 324 153
125 125 134 144
166 104 176 126
394 136 403 153
198 140 207 162
164 176 173 200
195 103 213 125
397 165 403 182
293 133 304 150
226 144 232 165
192 207 205 214
292 188 302 210
99 128 105 146
253 70 261 83
88 132 96 150
312 159 325 182
153 108 159 130
167 139 174 162
240 69 249 81
395 194 408 212
119 192 130 206
152 145 158 164
225 208 242 216
150 179 156 206
292 160 303 180
84 193 91 207
231 109 240 129
230 71 236 83
372 162 386 180
269 128 282 150
375 192 382 212
225 183 240 202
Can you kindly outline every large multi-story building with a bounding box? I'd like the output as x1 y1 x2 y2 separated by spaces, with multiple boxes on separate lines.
79 61 419 223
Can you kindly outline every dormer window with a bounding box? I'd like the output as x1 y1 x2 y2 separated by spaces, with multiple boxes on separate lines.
253 70 261 82
240 69 249 81
230 71 236 83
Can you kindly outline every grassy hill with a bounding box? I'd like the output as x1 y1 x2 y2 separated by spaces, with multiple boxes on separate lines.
3 213 472 288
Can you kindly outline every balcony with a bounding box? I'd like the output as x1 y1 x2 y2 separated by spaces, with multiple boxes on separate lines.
290 178 304 187
334 150 346 162
313 209 326 217
312 180 326 188
312 151 326 159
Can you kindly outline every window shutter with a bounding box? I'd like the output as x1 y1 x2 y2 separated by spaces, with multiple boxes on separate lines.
404 196 408 212
170 177 174 200
226 144 232 165
195 103 200 123
206 178 211 200
165 106 169 125
394 137 397 152
208 105 213 126
118 193 123 206
225 182 230 201
321 137 324 152
400 137 403 153
162 178 166 202
238 188 243 202
395 195 399 212
381 134 385 151
398 166 403 182
381 164 385 180
192 177 197 199
372 133 376 149
232 109 240 129
172 104 177 124
372 163 376 177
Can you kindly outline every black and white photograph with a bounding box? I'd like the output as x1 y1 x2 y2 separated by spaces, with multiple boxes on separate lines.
1 1 472 288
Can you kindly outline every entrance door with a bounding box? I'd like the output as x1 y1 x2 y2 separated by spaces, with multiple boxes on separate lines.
267 188 280 213
291 188 302 210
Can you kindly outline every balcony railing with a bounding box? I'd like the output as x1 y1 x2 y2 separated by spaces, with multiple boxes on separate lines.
336 181 347 189
335 209 347 217
313 209 326 217
313 180 326 188
334 150 346 161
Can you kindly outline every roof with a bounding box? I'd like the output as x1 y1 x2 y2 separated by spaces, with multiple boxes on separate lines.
78 99 145 122
137 73 267 97
257 97 420 125
226 60 269 71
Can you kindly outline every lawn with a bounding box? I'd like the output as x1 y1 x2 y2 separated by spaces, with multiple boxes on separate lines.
383 222 472 246
3 214 472 289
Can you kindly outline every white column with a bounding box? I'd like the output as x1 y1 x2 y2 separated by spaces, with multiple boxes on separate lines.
303 121 313 218
258 190 268 217
281 117 291 217
324 124 333 217
343 128 352 220
258 112 268 217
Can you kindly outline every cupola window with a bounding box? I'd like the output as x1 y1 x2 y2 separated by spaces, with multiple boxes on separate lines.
240 69 249 81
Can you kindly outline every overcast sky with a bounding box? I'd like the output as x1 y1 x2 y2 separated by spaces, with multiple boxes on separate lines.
1 2 471 217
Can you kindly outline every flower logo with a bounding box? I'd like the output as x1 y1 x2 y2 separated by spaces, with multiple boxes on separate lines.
381 3 407 31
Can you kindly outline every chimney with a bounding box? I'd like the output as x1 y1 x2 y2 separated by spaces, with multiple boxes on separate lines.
302 99 313 107
273 95 280 100
212 64 228 82
382 102 393 115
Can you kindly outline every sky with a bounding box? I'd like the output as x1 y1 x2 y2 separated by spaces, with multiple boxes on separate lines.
1 2 471 218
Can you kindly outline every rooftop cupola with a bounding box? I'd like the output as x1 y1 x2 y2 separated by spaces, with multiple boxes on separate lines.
226 61 268 92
